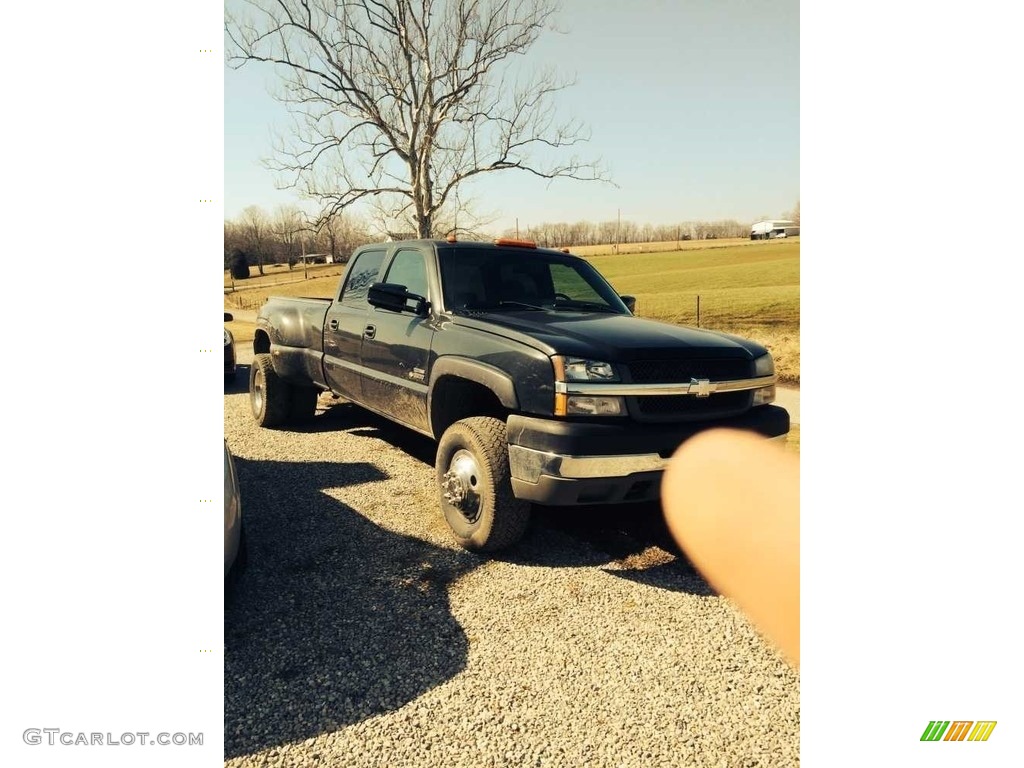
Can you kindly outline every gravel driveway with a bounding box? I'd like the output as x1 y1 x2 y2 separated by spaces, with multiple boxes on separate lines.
224 372 799 767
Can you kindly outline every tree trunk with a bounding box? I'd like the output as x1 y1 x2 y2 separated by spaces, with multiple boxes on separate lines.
416 212 432 239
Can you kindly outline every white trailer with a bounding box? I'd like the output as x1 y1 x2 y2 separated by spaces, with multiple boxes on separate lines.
751 220 799 240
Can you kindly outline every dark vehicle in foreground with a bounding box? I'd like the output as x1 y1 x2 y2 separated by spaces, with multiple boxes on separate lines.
224 312 237 382
249 238 788 551
224 440 244 579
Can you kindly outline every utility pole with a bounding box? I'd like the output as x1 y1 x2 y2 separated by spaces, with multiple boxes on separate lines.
616 208 620 254
301 232 307 280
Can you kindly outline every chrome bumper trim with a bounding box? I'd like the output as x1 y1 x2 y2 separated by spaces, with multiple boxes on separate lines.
509 445 671 483
510 432 790 483
554 375 777 397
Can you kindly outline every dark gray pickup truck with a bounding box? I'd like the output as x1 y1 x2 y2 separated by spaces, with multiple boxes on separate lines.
250 238 789 551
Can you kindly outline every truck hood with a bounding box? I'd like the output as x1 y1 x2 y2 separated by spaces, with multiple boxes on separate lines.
452 311 767 361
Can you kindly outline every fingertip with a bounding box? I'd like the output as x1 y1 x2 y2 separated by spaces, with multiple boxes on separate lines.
661 428 800 666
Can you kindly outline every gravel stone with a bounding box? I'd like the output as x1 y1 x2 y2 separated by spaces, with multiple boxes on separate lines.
224 385 799 767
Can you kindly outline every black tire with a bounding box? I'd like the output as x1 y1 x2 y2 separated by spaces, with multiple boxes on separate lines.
435 416 530 552
225 525 247 605
289 386 320 421
249 353 292 428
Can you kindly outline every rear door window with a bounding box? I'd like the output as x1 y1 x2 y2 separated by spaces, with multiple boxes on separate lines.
339 250 385 306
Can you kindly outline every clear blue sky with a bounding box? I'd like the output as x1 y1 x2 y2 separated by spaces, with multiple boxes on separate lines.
224 0 798 232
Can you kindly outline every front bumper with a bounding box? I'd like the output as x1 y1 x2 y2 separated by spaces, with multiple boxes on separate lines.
506 405 789 505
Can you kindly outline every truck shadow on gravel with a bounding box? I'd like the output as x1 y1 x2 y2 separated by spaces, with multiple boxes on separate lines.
246 395 710 606
225 456 479 759
283 399 712 598
296 398 439 466
514 504 716 597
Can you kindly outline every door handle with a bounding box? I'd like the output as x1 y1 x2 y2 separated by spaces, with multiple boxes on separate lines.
328 318 339 331
363 324 376 339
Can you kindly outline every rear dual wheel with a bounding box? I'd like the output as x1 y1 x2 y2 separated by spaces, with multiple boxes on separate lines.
249 353 318 428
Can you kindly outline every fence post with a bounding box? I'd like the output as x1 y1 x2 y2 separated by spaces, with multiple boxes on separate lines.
696 295 701 328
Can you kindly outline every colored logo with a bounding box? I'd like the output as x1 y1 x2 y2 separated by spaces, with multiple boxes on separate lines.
921 721 997 742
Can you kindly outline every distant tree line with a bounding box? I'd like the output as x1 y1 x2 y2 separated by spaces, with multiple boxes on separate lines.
500 219 752 247
225 201 800 276
224 204 372 276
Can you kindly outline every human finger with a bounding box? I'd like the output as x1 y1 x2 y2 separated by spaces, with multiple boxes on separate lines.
662 428 800 666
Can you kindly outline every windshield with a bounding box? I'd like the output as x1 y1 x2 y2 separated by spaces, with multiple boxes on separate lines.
438 247 628 314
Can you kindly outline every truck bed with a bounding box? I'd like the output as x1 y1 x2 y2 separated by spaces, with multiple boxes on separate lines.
256 296 332 352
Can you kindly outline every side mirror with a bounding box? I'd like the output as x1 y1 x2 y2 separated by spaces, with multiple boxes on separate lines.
620 295 636 313
368 282 430 316
224 312 234 322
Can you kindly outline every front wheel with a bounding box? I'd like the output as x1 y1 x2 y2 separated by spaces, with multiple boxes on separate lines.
435 417 530 552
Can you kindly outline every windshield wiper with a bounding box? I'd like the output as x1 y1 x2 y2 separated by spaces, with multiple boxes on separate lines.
495 301 547 311
553 301 619 314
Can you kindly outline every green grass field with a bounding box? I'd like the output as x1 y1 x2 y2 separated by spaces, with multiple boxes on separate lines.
588 241 799 382
225 239 800 383
571 236 764 257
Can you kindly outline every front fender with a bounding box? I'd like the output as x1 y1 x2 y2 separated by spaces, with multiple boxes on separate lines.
428 357 519 410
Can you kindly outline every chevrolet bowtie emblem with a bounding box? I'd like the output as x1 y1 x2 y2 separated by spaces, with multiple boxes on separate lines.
690 378 713 397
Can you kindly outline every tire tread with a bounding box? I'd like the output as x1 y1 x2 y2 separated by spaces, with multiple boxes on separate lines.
250 353 292 428
436 416 530 552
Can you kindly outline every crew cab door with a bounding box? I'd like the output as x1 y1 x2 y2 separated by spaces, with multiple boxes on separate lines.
360 247 436 432
323 248 386 400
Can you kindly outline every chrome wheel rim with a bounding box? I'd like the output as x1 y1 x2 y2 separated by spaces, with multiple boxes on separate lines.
252 366 265 415
441 449 483 524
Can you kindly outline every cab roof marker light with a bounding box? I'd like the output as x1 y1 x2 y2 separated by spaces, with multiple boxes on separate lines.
494 238 537 249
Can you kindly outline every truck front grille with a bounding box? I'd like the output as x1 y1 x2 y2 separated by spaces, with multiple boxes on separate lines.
624 358 757 422
627 358 752 383
632 391 751 420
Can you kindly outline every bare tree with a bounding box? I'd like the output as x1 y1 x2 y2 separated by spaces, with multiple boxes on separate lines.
241 205 270 275
272 204 306 267
318 209 371 262
224 219 248 267
319 210 349 262
366 188 497 240
226 0 607 238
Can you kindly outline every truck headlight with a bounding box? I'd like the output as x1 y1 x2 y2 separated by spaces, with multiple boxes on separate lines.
752 353 775 405
565 395 626 416
555 356 619 382
552 356 625 416
753 353 774 377
224 329 233 346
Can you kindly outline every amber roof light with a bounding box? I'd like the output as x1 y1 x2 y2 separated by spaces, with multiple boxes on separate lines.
494 238 537 249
